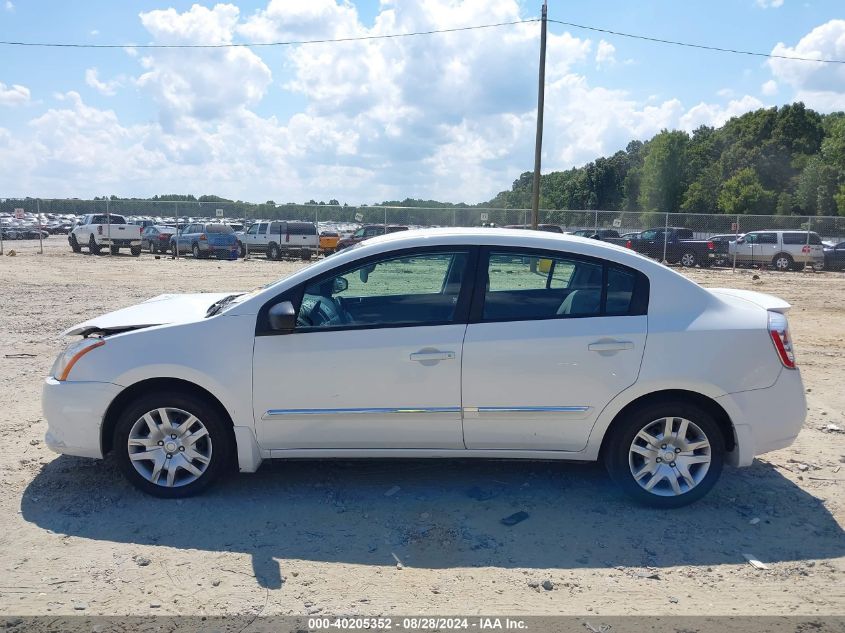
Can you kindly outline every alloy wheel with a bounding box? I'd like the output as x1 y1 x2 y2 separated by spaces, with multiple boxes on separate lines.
127 407 213 488
628 416 711 497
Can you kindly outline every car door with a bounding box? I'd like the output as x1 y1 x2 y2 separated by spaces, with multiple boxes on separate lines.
638 229 661 259
252 247 475 450
461 248 648 451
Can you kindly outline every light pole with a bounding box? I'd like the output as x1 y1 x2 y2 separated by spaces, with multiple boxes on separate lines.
530 0 548 230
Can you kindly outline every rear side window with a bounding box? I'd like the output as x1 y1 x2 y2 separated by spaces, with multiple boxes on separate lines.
269 221 285 234
783 232 822 245
757 232 777 244
287 222 317 235
480 251 647 321
207 224 234 234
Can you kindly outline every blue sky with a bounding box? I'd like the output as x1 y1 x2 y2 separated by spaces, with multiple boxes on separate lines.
1 0 843 203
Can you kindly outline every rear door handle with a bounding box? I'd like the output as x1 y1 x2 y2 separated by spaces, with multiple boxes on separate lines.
410 350 455 362
588 340 634 352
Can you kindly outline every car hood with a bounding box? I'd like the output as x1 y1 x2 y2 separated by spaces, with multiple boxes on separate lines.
707 288 791 314
63 292 235 336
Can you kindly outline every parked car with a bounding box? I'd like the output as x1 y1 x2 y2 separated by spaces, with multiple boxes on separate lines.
141 225 177 254
335 224 409 250
319 230 341 254
129 219 156 229
823 241 845 271
238 221 318 260
42 228 806 507
504 224 564 233
69 214 142 256
703 234 739 267
728 230 825 271
170 223 238 259
569 229 620 240
625 227 716 267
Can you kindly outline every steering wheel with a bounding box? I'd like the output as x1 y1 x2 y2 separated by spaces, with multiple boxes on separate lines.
296 295 349 327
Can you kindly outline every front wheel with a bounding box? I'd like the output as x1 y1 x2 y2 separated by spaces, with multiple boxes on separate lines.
113 392 232 498
69 234 81 253
604 401 724 508
110 246 120 255
130 245 142 257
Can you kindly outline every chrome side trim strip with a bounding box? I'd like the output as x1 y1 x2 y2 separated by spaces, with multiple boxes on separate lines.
475 406 590 413
264 407 460 418
264 405 590 419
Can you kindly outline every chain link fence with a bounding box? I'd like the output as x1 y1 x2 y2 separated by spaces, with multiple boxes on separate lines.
2 198 844 266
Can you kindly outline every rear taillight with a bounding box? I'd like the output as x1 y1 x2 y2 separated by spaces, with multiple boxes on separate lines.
707 241 714 250
159 234 168 240
801 245 810 253
768 311 796 369
626 240 632 249
199 233 207 241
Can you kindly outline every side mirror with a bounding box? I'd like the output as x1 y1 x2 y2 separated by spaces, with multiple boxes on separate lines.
359 265 375 283
268 301 296 332
333 277 348 294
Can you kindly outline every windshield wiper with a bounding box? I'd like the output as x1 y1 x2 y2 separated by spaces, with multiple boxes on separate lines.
205 294 241 317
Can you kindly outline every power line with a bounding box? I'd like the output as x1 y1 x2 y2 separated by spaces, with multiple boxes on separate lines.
1 15 841 65
548 18 845 64
0 18 539 49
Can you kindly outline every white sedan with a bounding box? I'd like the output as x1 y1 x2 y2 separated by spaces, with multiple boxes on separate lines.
43 228 806 507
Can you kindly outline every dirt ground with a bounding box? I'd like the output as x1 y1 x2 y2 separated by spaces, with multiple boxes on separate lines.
0 238 843 617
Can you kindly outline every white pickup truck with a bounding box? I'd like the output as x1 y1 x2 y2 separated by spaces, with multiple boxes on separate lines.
69 214 143 256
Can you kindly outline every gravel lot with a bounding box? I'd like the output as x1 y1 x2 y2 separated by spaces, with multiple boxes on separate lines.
1 239 843 616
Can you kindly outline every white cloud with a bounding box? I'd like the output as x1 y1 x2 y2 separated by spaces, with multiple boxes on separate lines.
85 68 123 96
755 0 784 8
0 82 30 106
0 1 792 203
90 29 100 36
761 79 778 96
4 1 14 12
595 40 616 68
679 95 765 130
767 19 845 111
136 3 272 126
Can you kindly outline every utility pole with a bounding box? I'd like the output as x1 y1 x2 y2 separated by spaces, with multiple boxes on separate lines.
530 0 548 230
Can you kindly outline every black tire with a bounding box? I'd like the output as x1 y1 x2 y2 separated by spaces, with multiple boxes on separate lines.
772 253 793 272
110 246 120 255
130 245 142 257
88 235 101 255
301 251 313 261
147 241 155 254
679 251 697 268
192 243 202 259
603 400 724 508
267 242 280 260
238 242 246 258
112 391 233 498
69 234 81 253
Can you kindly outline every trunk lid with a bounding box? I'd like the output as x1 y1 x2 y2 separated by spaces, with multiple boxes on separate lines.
707 288 791 313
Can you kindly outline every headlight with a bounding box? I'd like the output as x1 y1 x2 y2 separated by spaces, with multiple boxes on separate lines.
51 338 105 381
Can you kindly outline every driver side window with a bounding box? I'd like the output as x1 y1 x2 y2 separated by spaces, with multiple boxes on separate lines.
296 251 470 330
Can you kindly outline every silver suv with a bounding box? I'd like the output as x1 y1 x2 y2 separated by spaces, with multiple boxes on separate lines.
729 230 825 271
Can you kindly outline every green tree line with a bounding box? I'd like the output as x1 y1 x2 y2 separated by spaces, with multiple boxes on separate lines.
487 103 845 217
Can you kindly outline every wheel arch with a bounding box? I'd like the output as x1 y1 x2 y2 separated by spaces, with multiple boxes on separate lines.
597 389 735 459
101 377 238 469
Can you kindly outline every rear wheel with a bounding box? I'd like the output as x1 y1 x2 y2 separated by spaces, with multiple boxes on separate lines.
147 241 155 253
301 251 313 261
604 401 724 508
130 245 142 257
88 235 101 255
679 251 697 268
238 242 246 258
772 253 793 272
267 242 280 260
192 243 202 259
110 246 120 255
113 392 232 498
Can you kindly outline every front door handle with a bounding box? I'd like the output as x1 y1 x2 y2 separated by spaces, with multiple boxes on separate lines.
410 350 455 362
588 340 634 352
